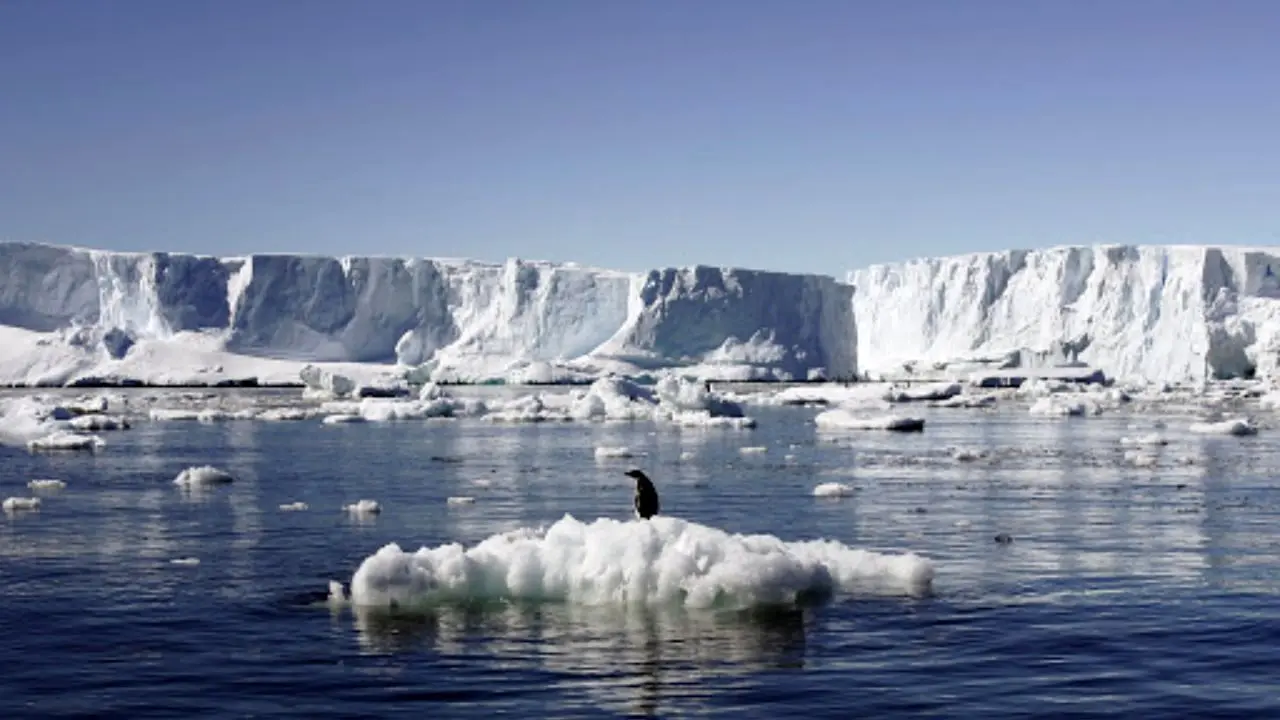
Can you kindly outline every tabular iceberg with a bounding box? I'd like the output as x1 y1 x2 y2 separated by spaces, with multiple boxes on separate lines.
0 242 856 387
849 244 1280 384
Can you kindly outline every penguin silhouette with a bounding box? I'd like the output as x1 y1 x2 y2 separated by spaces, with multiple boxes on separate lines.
625 468 660 520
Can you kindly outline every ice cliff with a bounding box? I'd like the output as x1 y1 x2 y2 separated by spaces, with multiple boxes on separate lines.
849 245 1280 384
0 242 856 386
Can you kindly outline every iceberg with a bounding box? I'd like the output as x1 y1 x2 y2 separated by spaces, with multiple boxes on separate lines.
0 242 855 387
850 244 1280 385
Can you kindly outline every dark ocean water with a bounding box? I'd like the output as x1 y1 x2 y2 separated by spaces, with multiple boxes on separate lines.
2 391 1279 718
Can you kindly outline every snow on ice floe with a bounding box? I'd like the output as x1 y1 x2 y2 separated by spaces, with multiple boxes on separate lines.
1189 417 1258 436
334 514 934 611
27 431 105 452
173 465 235 487
345 499 381 515
814 409 925 433
67 414 130 431
482 376 757 428
3 497 41 512
812 482 855 498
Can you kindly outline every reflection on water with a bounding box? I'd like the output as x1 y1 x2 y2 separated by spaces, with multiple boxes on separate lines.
346 599 807 715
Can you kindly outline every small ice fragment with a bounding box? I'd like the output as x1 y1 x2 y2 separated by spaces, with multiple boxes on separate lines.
173 466 235 487
739 446 767 455
594 446 635 459
327 580 347 605
279 502 309 511
322 414 365 425
170 557 200 566
345 499 381 514
812 482 854 498
3 497 41 512
447 496 476 505
27 479 66 491
27 432 105 452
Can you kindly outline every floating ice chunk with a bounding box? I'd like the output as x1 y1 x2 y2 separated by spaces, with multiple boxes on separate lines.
3 497 41 512
447 496 476 505
322 413 365 425
345 499 381 514
344 514 935 610
27 479 66 490
950 447 987 462
68 414 131 431
173 465 235 486
257 407 316 421
1189 418 1258 436
300 365 357 399
327 580 348 605
679 451 696 460
149 408 201 421
812 482 854 497
885 382 962 403
27 431 105 452
932 393 998 409
595 446 637 460
739 446 767 454
1028 396 1103 417
1120 433 1168 447
814 409 925 433
279 501 309 511
1124 451 1159 467
170 557 200 566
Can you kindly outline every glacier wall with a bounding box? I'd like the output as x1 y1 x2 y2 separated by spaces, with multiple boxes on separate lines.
0 242 855 383
849 244 1280 384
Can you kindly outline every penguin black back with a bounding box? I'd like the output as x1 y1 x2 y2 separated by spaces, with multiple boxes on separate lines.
625 468 660 520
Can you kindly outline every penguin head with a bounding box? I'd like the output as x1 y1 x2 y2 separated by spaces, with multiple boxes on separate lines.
624 469 651 485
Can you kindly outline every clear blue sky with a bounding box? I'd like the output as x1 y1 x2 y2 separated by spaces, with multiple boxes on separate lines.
2 0 1278 275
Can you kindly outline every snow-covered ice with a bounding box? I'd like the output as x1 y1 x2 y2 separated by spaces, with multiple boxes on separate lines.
173 466 235 487
814 409 925 433
0 242 854 387
3 497 41 512
851 244 1280 385
337 514 934 610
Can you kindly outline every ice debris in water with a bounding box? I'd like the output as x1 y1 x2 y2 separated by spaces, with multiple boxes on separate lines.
446 496 476 505
594 446 637 460
950 447 987 462
170 557 201 566
345 499 381 515
279 502 309 511
173 466 235 487
1120 433 1168 447
739 446 767 454
342 514 934 610
27 479 66 490
484 376 757 428
814 409 925 432
1189 417 1258 436
812 482 854 498
3 497 41 512
27 431 105 452
67 414 130 431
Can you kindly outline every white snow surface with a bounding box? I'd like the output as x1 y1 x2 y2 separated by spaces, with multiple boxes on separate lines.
342 514 934 610
850 244 1280 384
0 242 855 386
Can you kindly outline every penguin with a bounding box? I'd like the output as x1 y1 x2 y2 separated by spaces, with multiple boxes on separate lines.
625 468 660 520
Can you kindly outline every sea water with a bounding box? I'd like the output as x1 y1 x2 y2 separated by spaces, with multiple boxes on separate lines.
2 391 1278 717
